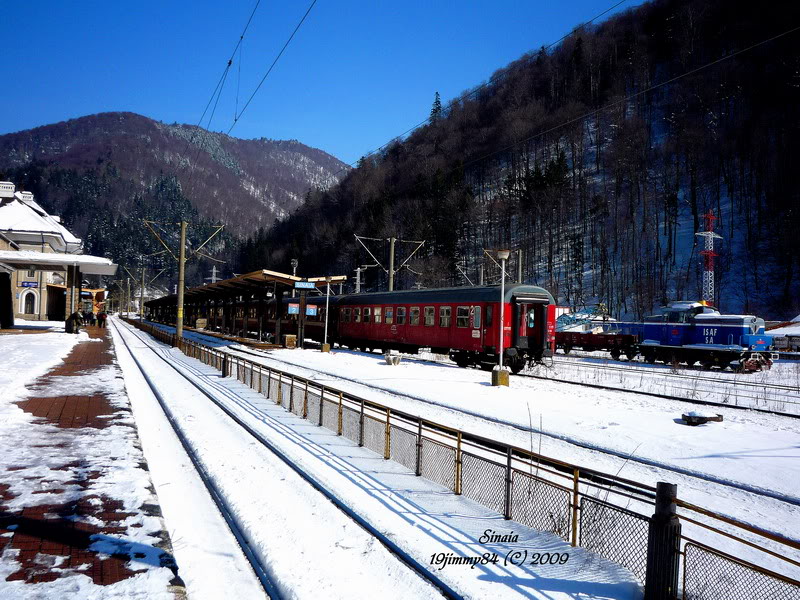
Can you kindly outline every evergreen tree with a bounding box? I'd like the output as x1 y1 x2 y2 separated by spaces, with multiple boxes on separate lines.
429 91 442 122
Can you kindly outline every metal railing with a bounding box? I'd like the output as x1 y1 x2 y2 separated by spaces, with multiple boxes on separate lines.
124 319 800 598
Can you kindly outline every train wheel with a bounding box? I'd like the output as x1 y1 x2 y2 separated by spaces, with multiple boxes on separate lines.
701 359 714 370
610 348 621 360
563 345 572 355
644 351 656 364
509 356 526 374
625 349 637 361
454 354 470 368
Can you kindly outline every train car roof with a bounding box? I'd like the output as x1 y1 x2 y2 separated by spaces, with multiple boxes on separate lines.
327 284 554 305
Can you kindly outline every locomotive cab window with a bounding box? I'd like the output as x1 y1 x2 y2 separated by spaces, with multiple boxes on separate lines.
374 307 382 324
456 306 469 328
424 306 435 326
396 307 406 325
439 306 451 328
354 307 361 322
364 307 371 323
410 307 420 326
385 307 393 324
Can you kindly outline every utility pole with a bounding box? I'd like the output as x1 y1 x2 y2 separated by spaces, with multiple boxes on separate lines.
388 236 396 291
126 277 131 317
517 249 523 284
140 267 146 320
176 220 187 339
354 266 362 293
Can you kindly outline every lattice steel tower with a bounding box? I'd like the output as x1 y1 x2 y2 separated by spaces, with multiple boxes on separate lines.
695 211 722 305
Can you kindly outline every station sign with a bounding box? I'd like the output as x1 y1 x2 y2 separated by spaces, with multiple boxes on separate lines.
288 303 300 315
20 282 38 288
306 305 318 316
294 281 316 289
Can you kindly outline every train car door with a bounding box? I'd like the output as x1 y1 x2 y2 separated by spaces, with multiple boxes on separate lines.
512 297 546 356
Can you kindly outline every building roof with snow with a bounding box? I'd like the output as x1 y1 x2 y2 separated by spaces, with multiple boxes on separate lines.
0 182 81 253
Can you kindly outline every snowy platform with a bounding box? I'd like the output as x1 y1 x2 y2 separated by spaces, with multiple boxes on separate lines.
0 326 181 598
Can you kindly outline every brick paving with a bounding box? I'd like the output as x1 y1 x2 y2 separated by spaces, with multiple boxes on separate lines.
0 325 181 592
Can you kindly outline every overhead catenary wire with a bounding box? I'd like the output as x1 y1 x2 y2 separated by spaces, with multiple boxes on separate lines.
227 0 319 134
179 0 262 160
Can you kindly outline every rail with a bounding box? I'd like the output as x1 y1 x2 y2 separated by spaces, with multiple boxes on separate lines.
124 319 800 598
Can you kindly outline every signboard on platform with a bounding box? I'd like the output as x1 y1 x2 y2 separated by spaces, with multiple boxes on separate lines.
294 281 316 289
305 305 318 316
288 303 300 315
20 282 38 288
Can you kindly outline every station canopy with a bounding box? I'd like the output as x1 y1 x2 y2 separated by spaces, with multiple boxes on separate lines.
0 250 118 276
146 269 347 307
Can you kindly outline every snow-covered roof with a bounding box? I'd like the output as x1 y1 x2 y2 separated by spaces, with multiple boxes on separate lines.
0 189 81 252
0 250 117 276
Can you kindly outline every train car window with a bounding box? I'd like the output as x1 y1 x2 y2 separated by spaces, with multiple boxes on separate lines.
410 307 420 326
439 306 452 328
396 307 406 325
374 307 382 324
345 308 352 322
424 306 435 326
385 307 394 324
526 308 536 328
486 305 493 327
456 306 469 328
354 307 361 322
364 307 371 323
472 306 481 328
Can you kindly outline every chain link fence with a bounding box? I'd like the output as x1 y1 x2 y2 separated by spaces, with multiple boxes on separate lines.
580 497 649 581
683 543 800 600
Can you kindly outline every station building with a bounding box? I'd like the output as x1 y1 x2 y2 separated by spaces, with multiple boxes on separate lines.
0 181 117 328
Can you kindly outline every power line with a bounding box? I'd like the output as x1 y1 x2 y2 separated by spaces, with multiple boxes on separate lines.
332 0 634 177
227 0 319 135
180 0 262 156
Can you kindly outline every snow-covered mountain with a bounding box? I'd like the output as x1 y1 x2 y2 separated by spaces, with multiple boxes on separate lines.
0 112 348 238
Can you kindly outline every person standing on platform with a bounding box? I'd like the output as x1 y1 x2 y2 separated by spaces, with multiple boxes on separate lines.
97 311 107 328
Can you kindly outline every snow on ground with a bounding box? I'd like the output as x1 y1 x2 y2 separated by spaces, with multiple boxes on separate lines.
110 323 270 600
0 331 85 399
143 322 800 577
114 319 642 599
770 322 800 336
0 330 175 599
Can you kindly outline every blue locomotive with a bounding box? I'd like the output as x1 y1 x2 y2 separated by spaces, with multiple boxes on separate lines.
612 301 775 371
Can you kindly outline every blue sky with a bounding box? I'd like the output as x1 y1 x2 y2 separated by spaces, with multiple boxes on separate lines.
1 1 642 164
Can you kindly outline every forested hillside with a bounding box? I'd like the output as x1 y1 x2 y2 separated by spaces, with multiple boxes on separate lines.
0 112 347 285
239 0 800 318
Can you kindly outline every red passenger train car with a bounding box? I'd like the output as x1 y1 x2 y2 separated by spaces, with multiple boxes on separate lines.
329 284 556 373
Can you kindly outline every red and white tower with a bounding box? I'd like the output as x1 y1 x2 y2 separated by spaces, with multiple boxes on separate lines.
695 211 722 305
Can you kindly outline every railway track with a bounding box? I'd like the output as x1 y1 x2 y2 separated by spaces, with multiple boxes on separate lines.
553 353 798 393
534 356 800 415
111 318 460 600
216 342 800 510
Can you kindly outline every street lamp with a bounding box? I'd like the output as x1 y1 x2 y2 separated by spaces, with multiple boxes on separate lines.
322 276 332 352
291 259 298 298
493 249 511 387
